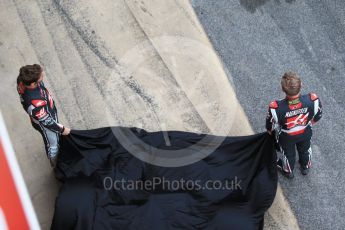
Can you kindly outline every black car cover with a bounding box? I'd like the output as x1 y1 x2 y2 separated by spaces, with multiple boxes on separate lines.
51 127 277 230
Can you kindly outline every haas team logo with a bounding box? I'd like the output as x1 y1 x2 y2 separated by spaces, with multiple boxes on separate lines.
286 113 309 129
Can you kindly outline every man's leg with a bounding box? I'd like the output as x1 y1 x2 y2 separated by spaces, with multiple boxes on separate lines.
32 121 60 167
42 126 60 167
32 122 49 155
296 132 312 175
278 136 297 178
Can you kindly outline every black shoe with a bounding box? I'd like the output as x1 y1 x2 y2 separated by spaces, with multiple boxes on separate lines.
301 166 309 175
282 171 294 179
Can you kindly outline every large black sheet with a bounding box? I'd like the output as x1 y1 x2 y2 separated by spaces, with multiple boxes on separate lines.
51 127 277 230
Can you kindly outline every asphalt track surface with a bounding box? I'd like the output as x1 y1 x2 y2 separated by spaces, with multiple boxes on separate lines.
1 0 254 228
192 0 345 229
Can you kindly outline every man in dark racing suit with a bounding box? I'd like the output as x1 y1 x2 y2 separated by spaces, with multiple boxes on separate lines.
266 72 322 179
17 64 71 167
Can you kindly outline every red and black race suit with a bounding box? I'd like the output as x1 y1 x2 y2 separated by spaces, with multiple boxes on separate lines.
17 80 63 158
266 93 322 136
266 93 322 172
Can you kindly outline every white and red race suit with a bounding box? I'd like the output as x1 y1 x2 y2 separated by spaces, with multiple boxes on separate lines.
266 93 322 173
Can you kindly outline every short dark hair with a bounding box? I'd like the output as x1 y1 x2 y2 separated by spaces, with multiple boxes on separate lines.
17 64 43 86
281 72 301 96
